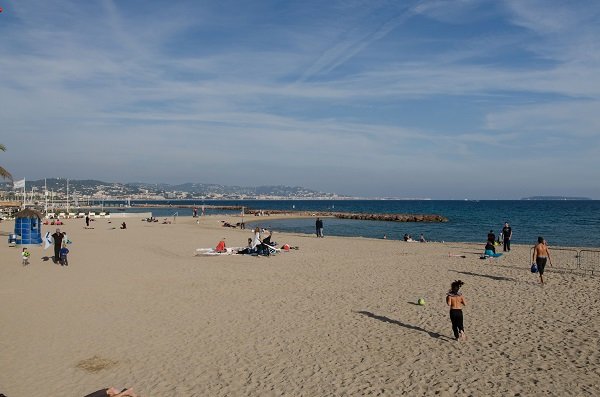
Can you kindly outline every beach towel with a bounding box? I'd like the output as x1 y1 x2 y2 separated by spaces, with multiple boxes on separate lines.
195 247 242 256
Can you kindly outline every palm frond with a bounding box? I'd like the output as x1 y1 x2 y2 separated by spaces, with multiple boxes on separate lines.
0 166 12 181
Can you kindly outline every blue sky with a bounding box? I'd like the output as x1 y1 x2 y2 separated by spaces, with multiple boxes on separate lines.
1 0 599 199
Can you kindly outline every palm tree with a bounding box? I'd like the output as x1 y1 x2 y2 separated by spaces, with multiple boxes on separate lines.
0 144 13 181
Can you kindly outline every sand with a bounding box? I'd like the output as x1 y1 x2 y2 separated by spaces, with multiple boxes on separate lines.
1 215 599 396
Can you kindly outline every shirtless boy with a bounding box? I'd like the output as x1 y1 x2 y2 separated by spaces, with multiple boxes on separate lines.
533 236 552 284
446 280 467 340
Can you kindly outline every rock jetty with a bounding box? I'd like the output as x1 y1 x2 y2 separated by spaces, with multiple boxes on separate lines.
245 209 447 223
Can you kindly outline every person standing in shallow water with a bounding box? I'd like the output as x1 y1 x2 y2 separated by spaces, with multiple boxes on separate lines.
533 236 552 285
446 280 467 341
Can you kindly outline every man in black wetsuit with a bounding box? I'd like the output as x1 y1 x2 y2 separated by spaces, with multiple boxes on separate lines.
502 222 512 252
52 228 65 264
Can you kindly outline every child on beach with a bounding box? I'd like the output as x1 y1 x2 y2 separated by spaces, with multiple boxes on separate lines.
59 243 70 266
22 247 30 266
446 280 467 341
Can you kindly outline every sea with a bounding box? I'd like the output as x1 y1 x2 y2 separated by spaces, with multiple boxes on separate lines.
115 200 600 248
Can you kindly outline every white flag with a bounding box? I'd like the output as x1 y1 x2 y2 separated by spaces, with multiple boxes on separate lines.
13 178 25 189
44 232 52 250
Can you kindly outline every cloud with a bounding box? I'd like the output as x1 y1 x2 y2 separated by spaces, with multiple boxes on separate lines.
1 0 599 198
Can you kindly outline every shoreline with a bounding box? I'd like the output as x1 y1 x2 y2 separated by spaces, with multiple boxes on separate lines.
3 213 598 251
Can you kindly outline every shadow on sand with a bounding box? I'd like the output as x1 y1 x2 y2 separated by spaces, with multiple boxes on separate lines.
356 310 452 342
449 269 515 282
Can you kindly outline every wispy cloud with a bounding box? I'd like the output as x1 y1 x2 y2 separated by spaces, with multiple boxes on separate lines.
1 0 599 198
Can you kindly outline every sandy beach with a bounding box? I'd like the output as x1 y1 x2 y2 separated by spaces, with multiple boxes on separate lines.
1 215 599 396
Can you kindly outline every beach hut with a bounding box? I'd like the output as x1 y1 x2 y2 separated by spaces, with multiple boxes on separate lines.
14 208 43 245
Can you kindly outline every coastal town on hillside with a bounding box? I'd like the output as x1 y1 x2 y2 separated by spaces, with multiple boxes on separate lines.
0 178 346 206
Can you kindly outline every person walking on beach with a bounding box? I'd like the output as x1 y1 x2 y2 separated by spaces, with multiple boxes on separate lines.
315 217 324 238
446 280 467 341
502 222 512 252
533 237 552 284
85 215 90 227
51 228 65 264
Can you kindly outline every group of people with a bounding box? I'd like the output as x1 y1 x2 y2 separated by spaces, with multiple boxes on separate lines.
192 206 205 218
233 228 277 256
447 234 552 341
52 228 70 266
483 222 514 258
402 233 427 242
486 222 513 252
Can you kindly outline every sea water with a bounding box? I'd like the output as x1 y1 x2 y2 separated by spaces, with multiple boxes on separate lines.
124 200 600 248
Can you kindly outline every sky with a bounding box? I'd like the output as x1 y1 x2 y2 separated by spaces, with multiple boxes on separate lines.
1 0 599 199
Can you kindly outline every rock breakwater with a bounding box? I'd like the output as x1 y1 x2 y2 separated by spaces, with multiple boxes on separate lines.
245 209 447 223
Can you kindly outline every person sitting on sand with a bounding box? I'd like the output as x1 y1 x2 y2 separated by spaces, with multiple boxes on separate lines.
237 238 255 255
405 234 416 242
483 241 502 258
262 230 274 246
120 222 127 229
251 227 261 249
83 386 139 397
419 234 426 243
446 280 467 341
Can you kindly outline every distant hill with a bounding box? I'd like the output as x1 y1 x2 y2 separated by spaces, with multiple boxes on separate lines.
521 196 592 201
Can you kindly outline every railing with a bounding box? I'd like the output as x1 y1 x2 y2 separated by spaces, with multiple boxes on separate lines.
579 250 600 276
530 247 600 276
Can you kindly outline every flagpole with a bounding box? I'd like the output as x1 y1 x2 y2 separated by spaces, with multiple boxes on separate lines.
44 178 48 217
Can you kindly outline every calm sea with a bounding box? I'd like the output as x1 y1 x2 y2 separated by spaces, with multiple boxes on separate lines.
120 200 600 248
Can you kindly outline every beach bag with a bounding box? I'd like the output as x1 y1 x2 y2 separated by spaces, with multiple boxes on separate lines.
530 263 538 273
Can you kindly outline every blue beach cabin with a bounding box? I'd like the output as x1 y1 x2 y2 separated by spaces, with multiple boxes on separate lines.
14 208 43 245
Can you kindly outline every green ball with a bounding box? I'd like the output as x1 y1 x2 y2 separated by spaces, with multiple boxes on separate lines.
417 298 425 305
